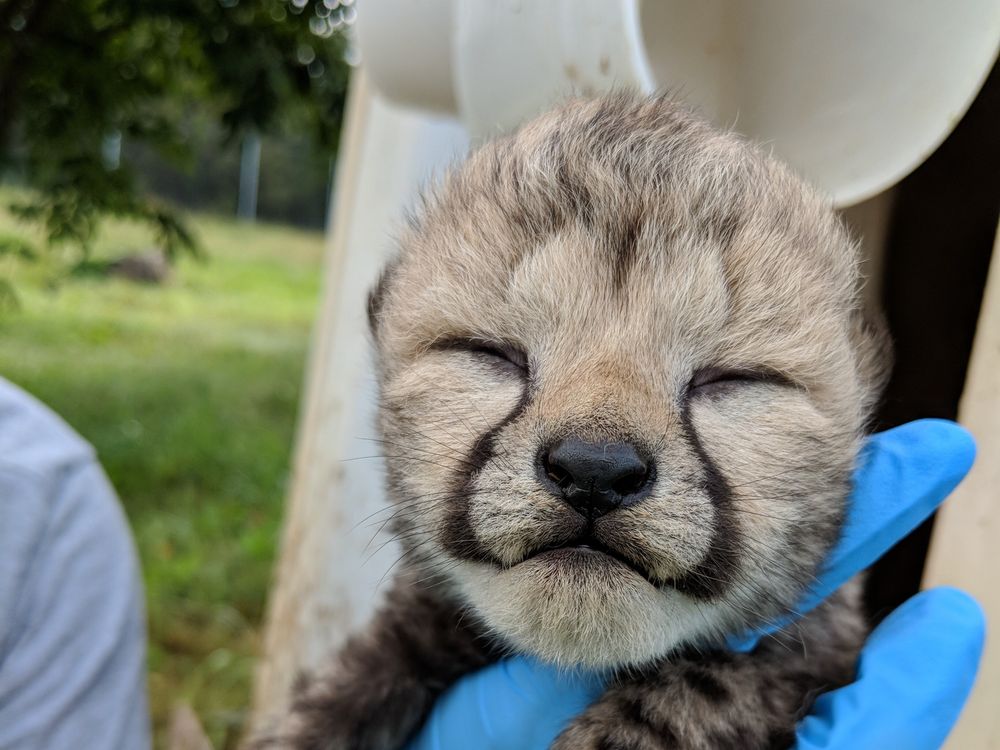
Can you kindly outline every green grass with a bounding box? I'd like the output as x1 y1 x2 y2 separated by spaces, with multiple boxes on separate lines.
0 189 323 749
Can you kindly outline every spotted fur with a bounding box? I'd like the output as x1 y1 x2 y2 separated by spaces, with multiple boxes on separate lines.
255 92 890 749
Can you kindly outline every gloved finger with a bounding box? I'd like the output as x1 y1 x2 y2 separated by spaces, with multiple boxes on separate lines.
405 655 607 750
730 419 975 650
794 587 986 750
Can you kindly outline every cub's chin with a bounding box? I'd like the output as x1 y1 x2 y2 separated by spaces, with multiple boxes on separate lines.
455 551 729 668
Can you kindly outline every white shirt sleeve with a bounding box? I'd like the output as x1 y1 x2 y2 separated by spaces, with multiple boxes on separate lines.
0 379 150 750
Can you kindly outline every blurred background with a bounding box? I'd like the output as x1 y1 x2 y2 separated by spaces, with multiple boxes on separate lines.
0 1 354 747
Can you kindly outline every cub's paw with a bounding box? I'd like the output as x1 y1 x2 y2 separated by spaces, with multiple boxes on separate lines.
550 660 796 750
550 688 681 749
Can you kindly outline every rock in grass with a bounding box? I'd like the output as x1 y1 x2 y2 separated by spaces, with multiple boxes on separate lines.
107 248 172 284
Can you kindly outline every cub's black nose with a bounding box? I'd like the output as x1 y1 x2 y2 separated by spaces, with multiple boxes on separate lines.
538 437 654 518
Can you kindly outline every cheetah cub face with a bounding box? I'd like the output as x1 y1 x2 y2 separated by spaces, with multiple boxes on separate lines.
367 94 888 669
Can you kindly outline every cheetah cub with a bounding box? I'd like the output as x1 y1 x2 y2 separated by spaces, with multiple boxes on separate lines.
263 93 890 750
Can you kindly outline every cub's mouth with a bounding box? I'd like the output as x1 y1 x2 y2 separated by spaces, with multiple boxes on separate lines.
520 534 659 587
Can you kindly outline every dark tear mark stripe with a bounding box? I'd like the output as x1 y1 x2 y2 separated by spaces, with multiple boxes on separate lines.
440 387 531 563
670 401 741 600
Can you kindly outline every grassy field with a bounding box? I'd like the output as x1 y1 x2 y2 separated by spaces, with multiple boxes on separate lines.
0 191 323 748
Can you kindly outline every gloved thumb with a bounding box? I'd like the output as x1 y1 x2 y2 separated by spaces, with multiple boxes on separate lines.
794 586 986 750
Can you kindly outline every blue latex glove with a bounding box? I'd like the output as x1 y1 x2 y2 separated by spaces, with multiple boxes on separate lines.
795 586 984 750
406 419 984 750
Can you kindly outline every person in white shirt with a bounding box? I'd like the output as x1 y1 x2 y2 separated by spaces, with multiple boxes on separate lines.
0 377 150 750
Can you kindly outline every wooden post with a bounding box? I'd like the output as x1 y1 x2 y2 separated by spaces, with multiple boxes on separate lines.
923 222 1000 750
249 71 468 731
237 133 262 222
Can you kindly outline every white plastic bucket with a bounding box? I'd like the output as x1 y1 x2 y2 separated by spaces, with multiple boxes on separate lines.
356 0 1000 206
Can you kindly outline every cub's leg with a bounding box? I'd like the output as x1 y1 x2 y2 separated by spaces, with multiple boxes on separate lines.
552 588 865 750
253 572 495 750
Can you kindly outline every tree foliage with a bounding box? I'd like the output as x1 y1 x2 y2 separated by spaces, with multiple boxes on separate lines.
0 0 351 259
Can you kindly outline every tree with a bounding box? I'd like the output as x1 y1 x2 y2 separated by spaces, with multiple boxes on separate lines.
0 0 351 261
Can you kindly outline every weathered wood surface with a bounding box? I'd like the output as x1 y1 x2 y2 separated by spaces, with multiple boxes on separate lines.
923 223 1000 750
249 72 468 731
168 703 213 750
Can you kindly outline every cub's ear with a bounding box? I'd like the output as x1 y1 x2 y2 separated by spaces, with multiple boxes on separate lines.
366 261 398 336
851 307 893 417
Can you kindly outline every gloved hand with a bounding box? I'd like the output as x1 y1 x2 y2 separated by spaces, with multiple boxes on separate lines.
405 419 986 750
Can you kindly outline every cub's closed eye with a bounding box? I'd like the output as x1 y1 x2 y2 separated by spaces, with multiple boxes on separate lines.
442 339 529 376
688 366 790 394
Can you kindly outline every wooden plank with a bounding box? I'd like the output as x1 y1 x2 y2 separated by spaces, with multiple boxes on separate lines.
249 69 373 731
923 221 1000 750
168 703 213 750
249 72 468 731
